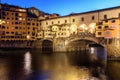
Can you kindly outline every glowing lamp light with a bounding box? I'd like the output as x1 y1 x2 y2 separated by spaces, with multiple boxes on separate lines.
27 35 30 39
89 23 96 29
90 47 95 54
71 27 75 32
0 19 5 24
24 51 32 74
80 24 85 29
70 25 77 32
85 27 88 30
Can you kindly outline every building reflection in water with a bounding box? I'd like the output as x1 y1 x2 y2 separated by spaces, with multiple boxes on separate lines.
35 53 91 80
0 59 9 80
24 51 32 75
0 46 107 80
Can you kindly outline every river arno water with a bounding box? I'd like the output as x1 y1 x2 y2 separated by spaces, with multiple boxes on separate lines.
0 47 119 80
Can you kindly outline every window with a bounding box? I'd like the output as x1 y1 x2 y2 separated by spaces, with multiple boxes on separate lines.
12 13 14 15
2 26 5 29
15 26 18 29
65 20 67 23
98 26 102 29
32 23 35 26
15 22 18 24
19 18 22 20
104 26 108 28
92 16 95 20
15 18 18 20
81 17 84 21
36 23 39 26
28 27 30 29
19 22 22 24
52 21 54 24
111 19 115 23
58 21 60 24
28 18 30 21
104 15 107 19
73 19 75 22
27 23 30 25
32 32 35 36
12 18 14 20
2 12 5 16
28 32 30 34
6 32 9 34
98 32 102 35
119 13 120 18
33 28 35 31
15 13 18 16
2 31 5 35
19 26 22 29
11 32 14 34
19 13 22 16
7 17 10 20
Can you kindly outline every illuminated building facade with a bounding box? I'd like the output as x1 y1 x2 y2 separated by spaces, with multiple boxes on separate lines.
0 3 120 48
39 6 120 40
0 4 28 48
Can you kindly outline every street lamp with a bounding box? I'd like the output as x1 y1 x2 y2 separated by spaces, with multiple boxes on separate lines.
27 35 30 39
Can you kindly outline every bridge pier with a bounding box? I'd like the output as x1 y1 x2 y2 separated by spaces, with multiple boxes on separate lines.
53 38 66 52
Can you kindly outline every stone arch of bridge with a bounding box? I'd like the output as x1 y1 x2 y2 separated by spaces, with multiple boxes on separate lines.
40 38 53 42
65 37 104 47
41 39 53 52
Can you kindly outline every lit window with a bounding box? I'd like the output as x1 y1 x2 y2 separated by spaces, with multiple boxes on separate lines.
11 27 14 30
19 18 22 20
23 18 25 21
19 13 22 16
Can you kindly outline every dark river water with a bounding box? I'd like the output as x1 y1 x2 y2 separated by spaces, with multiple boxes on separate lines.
0 47 119 80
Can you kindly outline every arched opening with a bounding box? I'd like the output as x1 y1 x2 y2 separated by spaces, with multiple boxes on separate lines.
42 40 53 53
66 39 107 67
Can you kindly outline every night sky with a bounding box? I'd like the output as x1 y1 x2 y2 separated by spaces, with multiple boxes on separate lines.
2 0 120 16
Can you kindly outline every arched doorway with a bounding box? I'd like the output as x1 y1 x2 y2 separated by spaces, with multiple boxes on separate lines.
42 40 53 53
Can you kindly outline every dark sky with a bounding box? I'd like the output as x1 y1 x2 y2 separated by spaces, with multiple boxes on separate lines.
2 0 120 16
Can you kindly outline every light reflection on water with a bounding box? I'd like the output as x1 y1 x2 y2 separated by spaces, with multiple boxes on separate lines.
0 47 108 80
24 51 32 75
0 59 9 80
38 53 90 80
